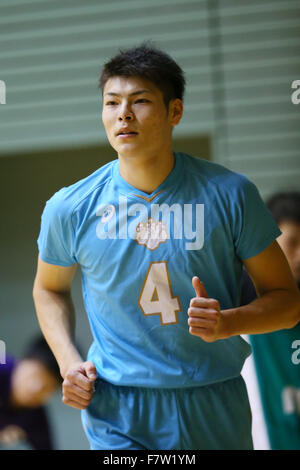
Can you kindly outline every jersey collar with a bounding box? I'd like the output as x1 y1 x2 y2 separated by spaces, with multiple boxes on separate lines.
112 152 184 202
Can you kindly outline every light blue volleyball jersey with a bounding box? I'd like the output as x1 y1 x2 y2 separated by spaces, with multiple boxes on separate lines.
37 152 281 388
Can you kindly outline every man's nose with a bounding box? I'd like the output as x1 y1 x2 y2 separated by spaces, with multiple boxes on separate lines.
118 104 134 121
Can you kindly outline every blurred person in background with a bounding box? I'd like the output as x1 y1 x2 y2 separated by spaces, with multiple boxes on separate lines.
0 336 62 450
241 191 300 450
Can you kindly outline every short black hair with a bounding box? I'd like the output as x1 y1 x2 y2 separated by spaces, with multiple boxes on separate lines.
99 42 186 109
266 192 300 224
23 336 62 384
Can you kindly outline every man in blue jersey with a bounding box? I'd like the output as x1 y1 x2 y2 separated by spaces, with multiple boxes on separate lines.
33 43 300 450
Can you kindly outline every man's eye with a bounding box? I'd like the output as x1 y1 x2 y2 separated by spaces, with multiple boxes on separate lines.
106 101 117 106
135 99 149 103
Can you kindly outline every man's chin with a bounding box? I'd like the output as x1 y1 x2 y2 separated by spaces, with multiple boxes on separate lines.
116 147 144 159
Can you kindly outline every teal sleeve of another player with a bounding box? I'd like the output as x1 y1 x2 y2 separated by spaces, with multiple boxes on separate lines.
232 177 282 261
37 192 77 267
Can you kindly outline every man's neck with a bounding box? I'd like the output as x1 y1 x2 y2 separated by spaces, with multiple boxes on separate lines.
118 150 175 194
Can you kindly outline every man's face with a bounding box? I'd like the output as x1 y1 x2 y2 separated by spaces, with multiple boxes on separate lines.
277 220 300 285
102 76 182 159
11 359 59 408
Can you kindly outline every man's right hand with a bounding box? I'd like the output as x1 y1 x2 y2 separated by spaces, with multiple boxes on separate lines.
62 361 97 410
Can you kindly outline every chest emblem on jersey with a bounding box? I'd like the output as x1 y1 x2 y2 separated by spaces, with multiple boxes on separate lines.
135 218 168 250
100 205 115 223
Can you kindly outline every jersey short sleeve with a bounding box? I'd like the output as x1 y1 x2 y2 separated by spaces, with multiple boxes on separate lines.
231 176 282 261
37 190 77 267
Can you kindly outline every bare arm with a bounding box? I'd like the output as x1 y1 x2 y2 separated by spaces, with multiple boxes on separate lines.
227 240 300 335
33 254 97 409
188 241 300 341
32 254 81 376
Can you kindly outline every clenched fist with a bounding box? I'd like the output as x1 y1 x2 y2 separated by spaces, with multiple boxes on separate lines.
62 361 97 410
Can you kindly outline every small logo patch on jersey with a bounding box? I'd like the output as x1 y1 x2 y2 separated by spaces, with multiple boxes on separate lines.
101 205 115 223
135 218 168 250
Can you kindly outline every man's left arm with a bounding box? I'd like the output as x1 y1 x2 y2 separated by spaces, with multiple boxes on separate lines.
188 240 300 342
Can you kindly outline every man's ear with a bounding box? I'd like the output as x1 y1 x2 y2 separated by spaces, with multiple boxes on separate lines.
169 98 183 126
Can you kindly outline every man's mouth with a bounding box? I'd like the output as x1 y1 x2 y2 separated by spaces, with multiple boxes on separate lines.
116 129 138 136
117 131 138 138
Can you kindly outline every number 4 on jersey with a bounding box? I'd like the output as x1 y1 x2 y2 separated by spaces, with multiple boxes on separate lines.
138 261 181 325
